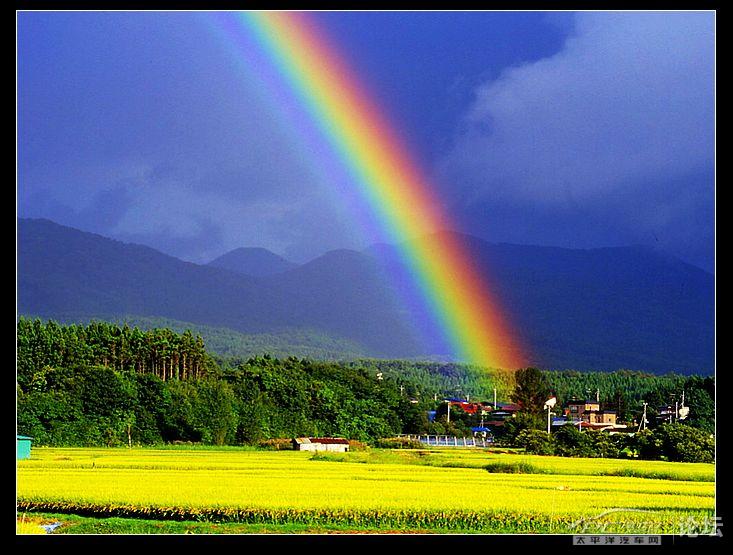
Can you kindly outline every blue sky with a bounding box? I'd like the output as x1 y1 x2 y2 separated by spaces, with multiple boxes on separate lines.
18 11 715 271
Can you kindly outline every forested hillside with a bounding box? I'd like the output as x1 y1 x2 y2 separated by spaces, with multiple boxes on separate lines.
16 319 421 446
21 314 370 362
17 319 714 447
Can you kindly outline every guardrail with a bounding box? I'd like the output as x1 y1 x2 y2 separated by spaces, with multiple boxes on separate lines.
399 434 493 447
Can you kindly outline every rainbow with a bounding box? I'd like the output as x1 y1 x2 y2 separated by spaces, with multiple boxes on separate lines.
217 11 526 370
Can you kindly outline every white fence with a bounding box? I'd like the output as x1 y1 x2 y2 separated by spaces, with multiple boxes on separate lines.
399 434 493 448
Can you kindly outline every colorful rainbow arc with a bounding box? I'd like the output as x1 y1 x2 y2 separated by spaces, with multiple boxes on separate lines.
235 11 526 370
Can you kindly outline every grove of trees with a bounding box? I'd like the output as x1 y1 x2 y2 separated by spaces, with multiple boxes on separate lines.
17 319 424 446
16 319 715 463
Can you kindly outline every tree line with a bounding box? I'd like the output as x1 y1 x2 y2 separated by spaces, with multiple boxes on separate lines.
16 319 714 458
17 320 424 446
17 317 211 389
499 367 714 462
513 424 714 463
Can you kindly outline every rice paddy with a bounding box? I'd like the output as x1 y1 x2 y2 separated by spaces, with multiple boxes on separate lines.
16 447 716 534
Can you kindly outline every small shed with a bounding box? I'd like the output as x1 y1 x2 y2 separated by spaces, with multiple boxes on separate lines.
17 435 32 460
292 437 350 452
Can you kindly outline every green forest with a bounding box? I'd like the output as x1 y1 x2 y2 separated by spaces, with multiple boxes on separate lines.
17 318 715 459
20 313 372 362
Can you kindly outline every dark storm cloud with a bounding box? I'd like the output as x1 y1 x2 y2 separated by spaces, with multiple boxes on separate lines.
115 217 226 265
439 11 714 271
18 11 364 263
19 12 714 270
21 183 134 238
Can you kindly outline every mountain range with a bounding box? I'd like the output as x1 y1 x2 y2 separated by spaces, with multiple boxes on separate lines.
17 218 714 374
207 247 297 277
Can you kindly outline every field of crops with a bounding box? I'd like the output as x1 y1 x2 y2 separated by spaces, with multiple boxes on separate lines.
17 447 716 534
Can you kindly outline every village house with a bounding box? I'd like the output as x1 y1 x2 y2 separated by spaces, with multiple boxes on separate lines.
563 399 618 425
446 398 481 415
559 398 628 431
483 402 521 428
656 404 679 424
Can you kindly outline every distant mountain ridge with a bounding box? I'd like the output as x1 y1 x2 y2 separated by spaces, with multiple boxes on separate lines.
17 218 714 374
207 247 296 277
17 218 422 358
375 232 714 373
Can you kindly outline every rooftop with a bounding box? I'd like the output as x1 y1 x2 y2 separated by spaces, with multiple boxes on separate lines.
496 403 521 411
293 437 350 445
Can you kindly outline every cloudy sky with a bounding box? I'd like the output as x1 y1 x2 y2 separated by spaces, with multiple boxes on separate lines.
18 11 715 271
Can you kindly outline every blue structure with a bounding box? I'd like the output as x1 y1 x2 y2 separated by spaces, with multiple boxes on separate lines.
17 435 32 460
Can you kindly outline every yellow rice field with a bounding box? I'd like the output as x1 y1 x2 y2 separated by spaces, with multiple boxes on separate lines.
16 447 716 533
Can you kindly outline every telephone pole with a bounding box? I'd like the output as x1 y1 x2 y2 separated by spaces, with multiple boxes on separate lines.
638 402 648 433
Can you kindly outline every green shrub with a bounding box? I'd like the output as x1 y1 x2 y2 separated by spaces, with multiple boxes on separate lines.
257 438 294 450
484 461 540 474
514 429 554 455
553 425 595 457
373 437 424 449
501 412 545 443
635 424 714 463
587 430 621 458
347 439 370 451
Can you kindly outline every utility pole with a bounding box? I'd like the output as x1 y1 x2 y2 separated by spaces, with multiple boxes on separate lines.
546 404 552 434
644 402 648 430
669 394 676 424
638 402 648 433
446 400 451 423
678 390 689 421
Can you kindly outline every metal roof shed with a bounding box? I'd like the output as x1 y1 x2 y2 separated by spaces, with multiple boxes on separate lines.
292 437 350 452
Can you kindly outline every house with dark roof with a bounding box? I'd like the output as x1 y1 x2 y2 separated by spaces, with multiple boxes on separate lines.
483 402 521 428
